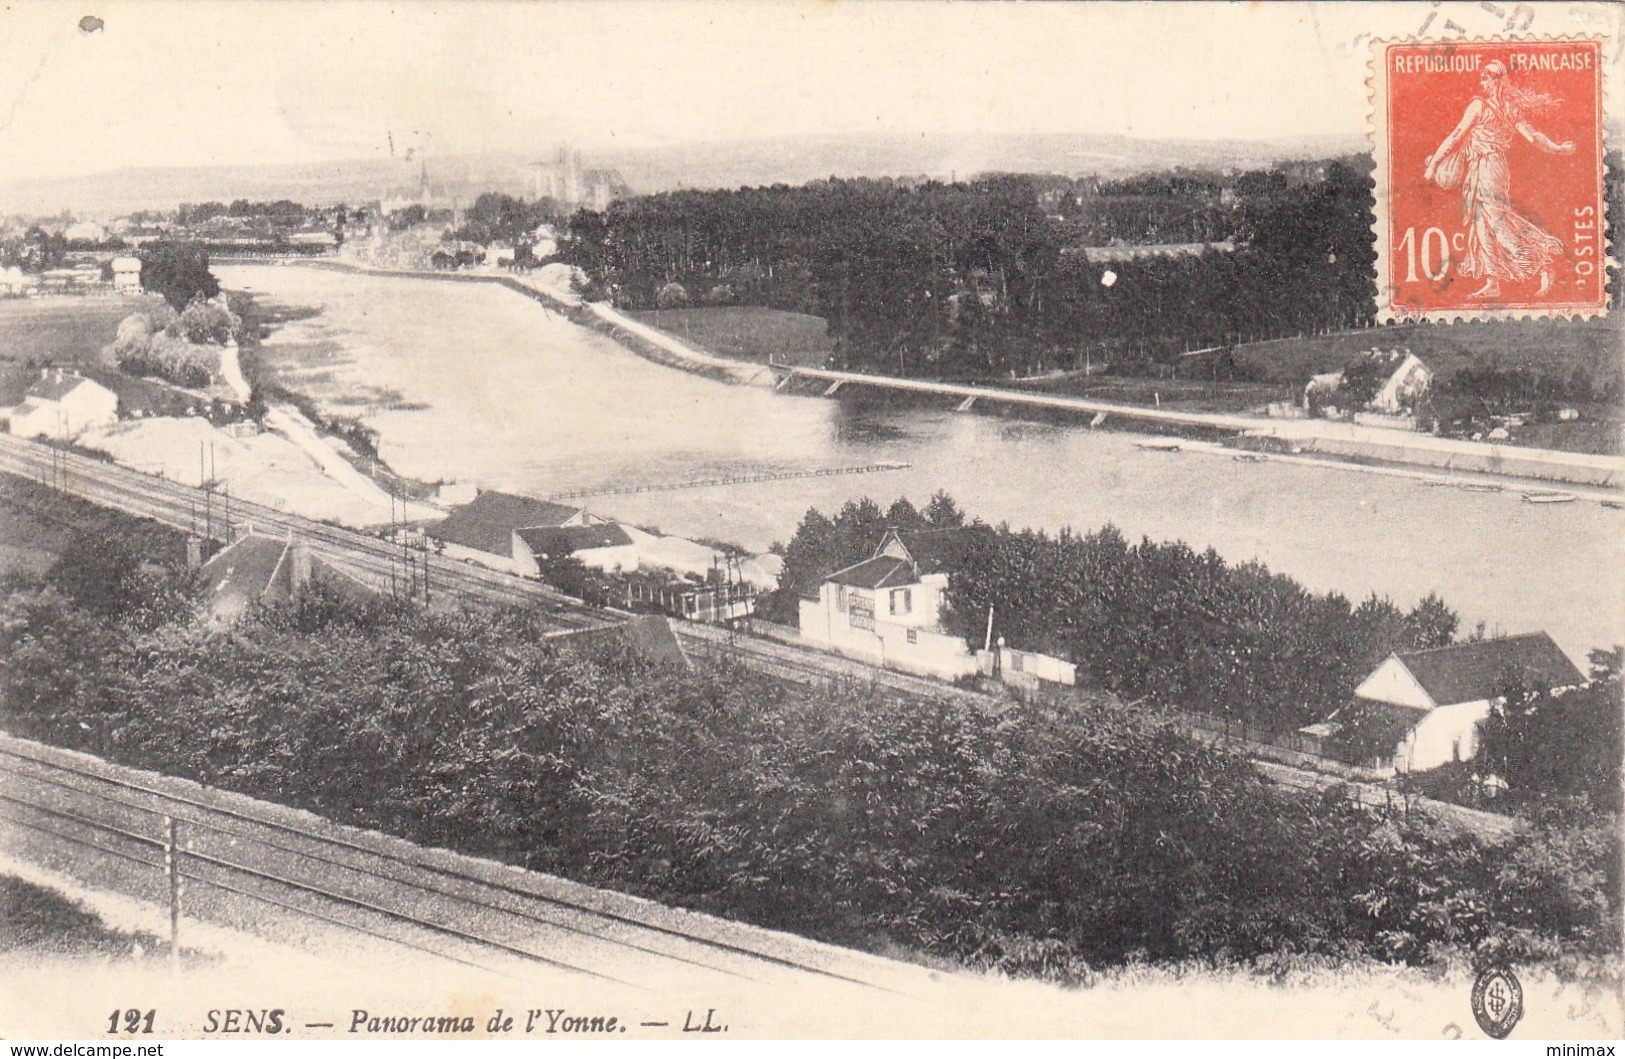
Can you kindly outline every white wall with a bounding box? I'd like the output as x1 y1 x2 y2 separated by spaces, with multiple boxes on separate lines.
799 581 975 679
1396 698 1492 773
1353 656 1434 709
440 539 518 575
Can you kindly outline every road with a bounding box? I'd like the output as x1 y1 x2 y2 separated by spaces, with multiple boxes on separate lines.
774 366 1623 488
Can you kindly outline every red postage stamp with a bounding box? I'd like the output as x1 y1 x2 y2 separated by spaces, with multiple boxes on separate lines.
1372 38 1608 321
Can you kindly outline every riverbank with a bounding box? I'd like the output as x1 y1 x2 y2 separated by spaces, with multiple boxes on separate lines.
772 365 1625 495
247 258 1625 496
205 261 1625 657
305 257 775 385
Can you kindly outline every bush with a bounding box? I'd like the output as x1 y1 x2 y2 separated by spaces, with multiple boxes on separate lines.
1 579 1616 980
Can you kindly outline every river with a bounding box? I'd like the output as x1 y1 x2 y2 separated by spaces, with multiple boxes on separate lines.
217 263 1624 660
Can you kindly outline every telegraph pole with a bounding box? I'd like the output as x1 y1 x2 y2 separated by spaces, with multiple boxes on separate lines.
163 816 181 970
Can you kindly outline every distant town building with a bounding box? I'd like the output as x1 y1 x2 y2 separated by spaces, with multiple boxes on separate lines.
63 221 107 243
529 148 630 211
381 161 446 217
0 266 39 296
2 370 118 439
111 256 143 293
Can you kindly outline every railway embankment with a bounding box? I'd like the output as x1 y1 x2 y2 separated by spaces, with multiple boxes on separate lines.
0 731 940 993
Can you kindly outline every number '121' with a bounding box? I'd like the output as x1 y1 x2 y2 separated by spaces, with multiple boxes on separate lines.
108 1009 156 1034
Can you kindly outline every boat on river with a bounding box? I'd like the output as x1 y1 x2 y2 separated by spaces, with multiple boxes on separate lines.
1136 438 1182 452
1523 491 1577 504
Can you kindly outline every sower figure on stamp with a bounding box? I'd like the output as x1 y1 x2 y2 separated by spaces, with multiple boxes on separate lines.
1423 60 1575 299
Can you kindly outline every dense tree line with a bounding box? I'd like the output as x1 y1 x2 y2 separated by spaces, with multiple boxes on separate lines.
0 553 1616 980
0 226 69 273
558 162 1378 376
1479 648 1623 816
175 199 320 226
769 495 1458 732
563 155 1622 377
447 192 558 246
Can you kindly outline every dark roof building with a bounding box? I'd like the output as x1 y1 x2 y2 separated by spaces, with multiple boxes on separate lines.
1378 632 1583 708
424 490 587 557
516 523 634 561
1325 631 1586 774
826 555 916 591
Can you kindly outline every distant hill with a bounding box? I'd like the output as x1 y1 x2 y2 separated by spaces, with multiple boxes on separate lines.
2 132 1366 217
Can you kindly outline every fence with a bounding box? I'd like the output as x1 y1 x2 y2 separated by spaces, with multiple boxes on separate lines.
1178 710 1393 783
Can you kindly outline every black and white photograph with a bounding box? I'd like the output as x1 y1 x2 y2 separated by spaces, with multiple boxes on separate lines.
0 0 1619 1042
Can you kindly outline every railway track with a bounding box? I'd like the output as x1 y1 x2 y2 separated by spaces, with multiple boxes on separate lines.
0 436 607 628
0 735 933 991
0 435 980 702
0 436 1520 840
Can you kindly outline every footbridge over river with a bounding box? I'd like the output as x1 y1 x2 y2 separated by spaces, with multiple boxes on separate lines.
767 366 1625 488
769 365 1264 433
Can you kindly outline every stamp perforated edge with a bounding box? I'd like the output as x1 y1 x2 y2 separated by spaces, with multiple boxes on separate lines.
1367 34 1615 324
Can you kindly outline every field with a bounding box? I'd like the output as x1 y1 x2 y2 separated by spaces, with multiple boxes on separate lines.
0 296 223 415
1232 318 1623 389
627 305 833 366
0 295 168 368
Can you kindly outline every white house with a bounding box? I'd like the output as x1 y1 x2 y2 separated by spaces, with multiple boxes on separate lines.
1370 352 1432 415
110 256 144 292
3 371 118 439
513 524 638 576
799 528 979 680
1304 349 1432 420
1327 632 1583 772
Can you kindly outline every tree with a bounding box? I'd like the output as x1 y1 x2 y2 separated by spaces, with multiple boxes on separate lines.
45 529 194 629
924 490 966 527
139 241 220 310
172 299 239 345
1406 592 1459 649
1477 648 1623 815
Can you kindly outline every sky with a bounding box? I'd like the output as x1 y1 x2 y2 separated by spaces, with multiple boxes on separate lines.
1 0 1621 187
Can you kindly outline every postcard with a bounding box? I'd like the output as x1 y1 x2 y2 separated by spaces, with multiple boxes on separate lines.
0 0 1620 1043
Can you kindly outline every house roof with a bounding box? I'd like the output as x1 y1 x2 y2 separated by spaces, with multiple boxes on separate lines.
200 533 377 619
827 554 917 590
1393 633 1582 706
517 523 633 558
424 490 584 556
886 527 982 576
26 373 110 403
